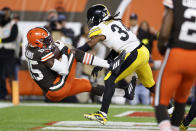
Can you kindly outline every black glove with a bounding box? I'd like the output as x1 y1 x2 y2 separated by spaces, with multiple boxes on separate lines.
61 46 68 56
91 66 103 78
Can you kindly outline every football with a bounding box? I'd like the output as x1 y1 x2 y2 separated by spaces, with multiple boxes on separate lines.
53 45 61 60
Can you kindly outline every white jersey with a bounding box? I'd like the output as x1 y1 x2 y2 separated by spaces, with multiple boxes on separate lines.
89 20 140 53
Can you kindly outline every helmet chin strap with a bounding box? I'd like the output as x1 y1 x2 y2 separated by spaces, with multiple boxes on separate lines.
103 15 110 21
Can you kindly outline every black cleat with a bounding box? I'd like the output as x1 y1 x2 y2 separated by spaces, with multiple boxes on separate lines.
124 76 137 100
109 50 126 75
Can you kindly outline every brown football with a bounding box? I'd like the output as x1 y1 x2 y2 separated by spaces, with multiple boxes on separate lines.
53 45 61 59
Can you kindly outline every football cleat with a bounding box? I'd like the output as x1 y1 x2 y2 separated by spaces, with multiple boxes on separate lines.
124 76 137 100
179 122 188 131
109 50 126 75
84 111 107 125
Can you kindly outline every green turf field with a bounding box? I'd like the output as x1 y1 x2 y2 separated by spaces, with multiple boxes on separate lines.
0 102 195 131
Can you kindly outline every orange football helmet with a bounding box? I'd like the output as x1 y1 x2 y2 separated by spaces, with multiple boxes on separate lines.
27 27 53 48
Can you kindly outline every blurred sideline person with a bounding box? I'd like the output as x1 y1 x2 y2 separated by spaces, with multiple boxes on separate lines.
129 13 139 35
137 21 157 54
25 27 124 102
180 83 196 131
44 9 74 46
130 21 158 105
12 13 23 80
81 4 155 125
0 7 19 100
154 0 196 131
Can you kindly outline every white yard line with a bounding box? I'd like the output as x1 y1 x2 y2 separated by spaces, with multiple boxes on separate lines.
19 103 153 109
114 111 135 117
43 121 159 131
0 102 13 108
42 121 196 131
42 127 156 131
53 121 158 126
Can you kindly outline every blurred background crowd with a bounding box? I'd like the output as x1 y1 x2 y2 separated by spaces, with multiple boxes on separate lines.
0 0 195 106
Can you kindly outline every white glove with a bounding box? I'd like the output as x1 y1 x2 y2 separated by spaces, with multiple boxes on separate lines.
54 40 65 51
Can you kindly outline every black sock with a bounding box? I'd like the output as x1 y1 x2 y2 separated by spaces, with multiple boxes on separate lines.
155 104 170 123
100 73 116 114
183 100 196 126
171 101 186 126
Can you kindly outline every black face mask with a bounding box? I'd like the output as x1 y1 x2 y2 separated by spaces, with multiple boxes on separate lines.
39 35 54 49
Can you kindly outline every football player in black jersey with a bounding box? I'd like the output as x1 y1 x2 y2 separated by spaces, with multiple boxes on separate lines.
25 27 125 101
154 0 196 130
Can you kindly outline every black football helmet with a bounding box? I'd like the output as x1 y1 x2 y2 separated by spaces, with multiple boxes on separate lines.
87 4 110 28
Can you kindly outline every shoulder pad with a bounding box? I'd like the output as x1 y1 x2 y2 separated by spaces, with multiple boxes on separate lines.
25 46 54 62
40 51 54 62
89 27 102 38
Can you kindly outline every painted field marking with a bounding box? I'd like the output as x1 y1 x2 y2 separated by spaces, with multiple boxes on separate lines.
42 127 155 131
114 111 135 117
19 103 153 109
42 121 159 131
114 111 155 117
41 121 196 131
0 103 13 108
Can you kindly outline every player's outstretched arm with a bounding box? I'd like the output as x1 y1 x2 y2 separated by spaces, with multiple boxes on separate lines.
77 35 106 52
158 7 173 55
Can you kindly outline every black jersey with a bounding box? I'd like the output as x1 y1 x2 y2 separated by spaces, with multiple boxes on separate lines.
164 0 196 49
25 45 58 92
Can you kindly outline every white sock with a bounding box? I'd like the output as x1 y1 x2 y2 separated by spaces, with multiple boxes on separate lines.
82 53 109 68
171 126 180 131
159 120 172 131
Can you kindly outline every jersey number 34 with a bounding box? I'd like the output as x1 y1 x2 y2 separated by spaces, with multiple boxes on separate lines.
111 24 129 41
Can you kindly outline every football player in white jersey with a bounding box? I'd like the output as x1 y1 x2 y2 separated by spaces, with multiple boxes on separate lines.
78 4 155 125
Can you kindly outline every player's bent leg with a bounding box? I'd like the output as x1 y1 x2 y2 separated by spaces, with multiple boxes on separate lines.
114 47 142 83
84 73 117 125
67 78 104 97
67 78 91 96
135 62 155 93
171 77 195 128
154 49 184 131
46 59 77 101
46 80 72 102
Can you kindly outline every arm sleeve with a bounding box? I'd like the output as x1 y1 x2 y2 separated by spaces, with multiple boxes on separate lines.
88 26 102 38
2 24 18 43
51 54 69 76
